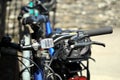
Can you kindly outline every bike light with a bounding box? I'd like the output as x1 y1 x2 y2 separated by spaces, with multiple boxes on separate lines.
68 76 87 80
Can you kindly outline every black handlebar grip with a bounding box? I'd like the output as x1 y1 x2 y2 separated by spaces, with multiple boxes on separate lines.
84 27 113 36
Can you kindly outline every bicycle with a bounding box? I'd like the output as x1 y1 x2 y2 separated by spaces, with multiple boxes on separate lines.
0 26 113 80
17 0 56 80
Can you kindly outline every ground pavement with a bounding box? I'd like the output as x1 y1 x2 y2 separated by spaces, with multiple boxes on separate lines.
89 27 120 80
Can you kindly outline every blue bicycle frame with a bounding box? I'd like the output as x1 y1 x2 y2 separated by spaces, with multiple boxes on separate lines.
28 1 54 80
34 20 54 80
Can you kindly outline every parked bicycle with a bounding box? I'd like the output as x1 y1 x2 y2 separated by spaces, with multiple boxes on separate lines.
17 0 56 80
51 27 113 80
0 0 113 80
0 26 113 80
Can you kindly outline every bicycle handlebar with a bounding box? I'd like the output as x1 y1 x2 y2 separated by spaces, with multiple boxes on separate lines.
0 27 113 51
84 27 113 36
0 36 40 51
54 27 113 36
53 27 113 44
0 42 41 51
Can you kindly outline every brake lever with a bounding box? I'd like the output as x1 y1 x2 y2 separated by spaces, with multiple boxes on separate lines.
92 41 105 47
70 41 105 49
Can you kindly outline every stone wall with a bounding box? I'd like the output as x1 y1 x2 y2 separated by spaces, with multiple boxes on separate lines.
4 0 120 38
55 0 120 29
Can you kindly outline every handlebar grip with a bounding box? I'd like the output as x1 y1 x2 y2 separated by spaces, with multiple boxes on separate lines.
84 27 113 36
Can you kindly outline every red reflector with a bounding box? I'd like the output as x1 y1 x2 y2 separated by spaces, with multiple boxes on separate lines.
68 76 87 80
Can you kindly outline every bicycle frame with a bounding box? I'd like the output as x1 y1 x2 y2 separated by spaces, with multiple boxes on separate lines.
21 1 37 80
22 33 31 80
33 20 54 80
21 2 34 80
21 1 55 80
45 21 55 56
